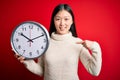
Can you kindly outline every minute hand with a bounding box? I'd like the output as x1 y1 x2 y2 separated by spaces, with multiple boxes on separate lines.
30 34 44 41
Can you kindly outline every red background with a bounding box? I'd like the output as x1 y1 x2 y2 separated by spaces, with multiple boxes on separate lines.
0 0 120 80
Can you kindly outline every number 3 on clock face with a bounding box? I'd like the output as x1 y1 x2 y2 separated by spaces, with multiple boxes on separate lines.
11 21 49 59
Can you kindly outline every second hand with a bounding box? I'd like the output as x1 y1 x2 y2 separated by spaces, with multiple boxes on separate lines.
29 28 31 47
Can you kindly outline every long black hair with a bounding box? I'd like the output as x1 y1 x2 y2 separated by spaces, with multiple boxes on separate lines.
49 4 78 37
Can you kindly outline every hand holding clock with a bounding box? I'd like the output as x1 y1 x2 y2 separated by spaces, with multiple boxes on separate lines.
15 54 25 63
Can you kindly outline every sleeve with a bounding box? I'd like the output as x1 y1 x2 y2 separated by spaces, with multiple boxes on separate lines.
23 56 44 76
79 41 102 76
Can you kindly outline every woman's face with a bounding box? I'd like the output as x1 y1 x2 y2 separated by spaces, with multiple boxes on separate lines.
54 9 73 35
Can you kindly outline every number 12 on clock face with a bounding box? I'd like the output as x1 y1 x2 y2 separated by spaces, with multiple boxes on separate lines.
11 21 49 59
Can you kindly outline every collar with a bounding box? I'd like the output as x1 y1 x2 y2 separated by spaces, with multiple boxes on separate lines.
51 32 72 41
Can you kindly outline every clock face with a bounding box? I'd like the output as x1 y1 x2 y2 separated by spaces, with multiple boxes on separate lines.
11 21 49 59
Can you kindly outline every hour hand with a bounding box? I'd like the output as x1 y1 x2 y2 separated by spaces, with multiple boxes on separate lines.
20 33 33 42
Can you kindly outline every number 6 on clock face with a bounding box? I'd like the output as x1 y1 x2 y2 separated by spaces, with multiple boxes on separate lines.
11 21 49 59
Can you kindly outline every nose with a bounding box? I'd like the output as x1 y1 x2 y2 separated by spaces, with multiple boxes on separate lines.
60 19 65 26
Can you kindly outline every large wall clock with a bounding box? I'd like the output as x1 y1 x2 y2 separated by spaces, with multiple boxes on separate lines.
11 21 49 59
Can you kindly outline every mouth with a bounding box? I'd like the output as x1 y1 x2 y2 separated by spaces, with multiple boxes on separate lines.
59 26 67 31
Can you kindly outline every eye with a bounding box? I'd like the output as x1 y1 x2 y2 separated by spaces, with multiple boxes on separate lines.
65 18 69 21
55 18 60 21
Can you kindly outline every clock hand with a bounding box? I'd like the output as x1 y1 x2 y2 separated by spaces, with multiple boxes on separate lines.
20 33 33 42
28 34 44 42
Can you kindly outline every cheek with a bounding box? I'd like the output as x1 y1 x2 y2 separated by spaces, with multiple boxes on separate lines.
54 20 60 26
54 22 60 31
67 21 73 29
66 25 71 30
54 22 58 27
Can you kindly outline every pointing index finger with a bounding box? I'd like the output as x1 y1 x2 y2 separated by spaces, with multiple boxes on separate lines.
76 41 85 44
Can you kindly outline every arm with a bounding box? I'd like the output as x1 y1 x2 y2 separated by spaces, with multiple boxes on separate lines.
23 56 44 76
79 40 102 76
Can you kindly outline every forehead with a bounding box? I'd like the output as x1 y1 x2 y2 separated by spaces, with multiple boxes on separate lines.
55 9 72 17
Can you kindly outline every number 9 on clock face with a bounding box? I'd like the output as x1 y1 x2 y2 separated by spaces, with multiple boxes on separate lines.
11 21 49 59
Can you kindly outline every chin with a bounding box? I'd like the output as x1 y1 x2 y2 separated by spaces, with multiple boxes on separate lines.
58 31 68 35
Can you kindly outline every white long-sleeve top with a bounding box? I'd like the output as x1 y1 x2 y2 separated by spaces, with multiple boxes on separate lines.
23 32 102 80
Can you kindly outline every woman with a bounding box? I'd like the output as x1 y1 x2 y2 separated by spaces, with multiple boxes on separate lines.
16 4 102 80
